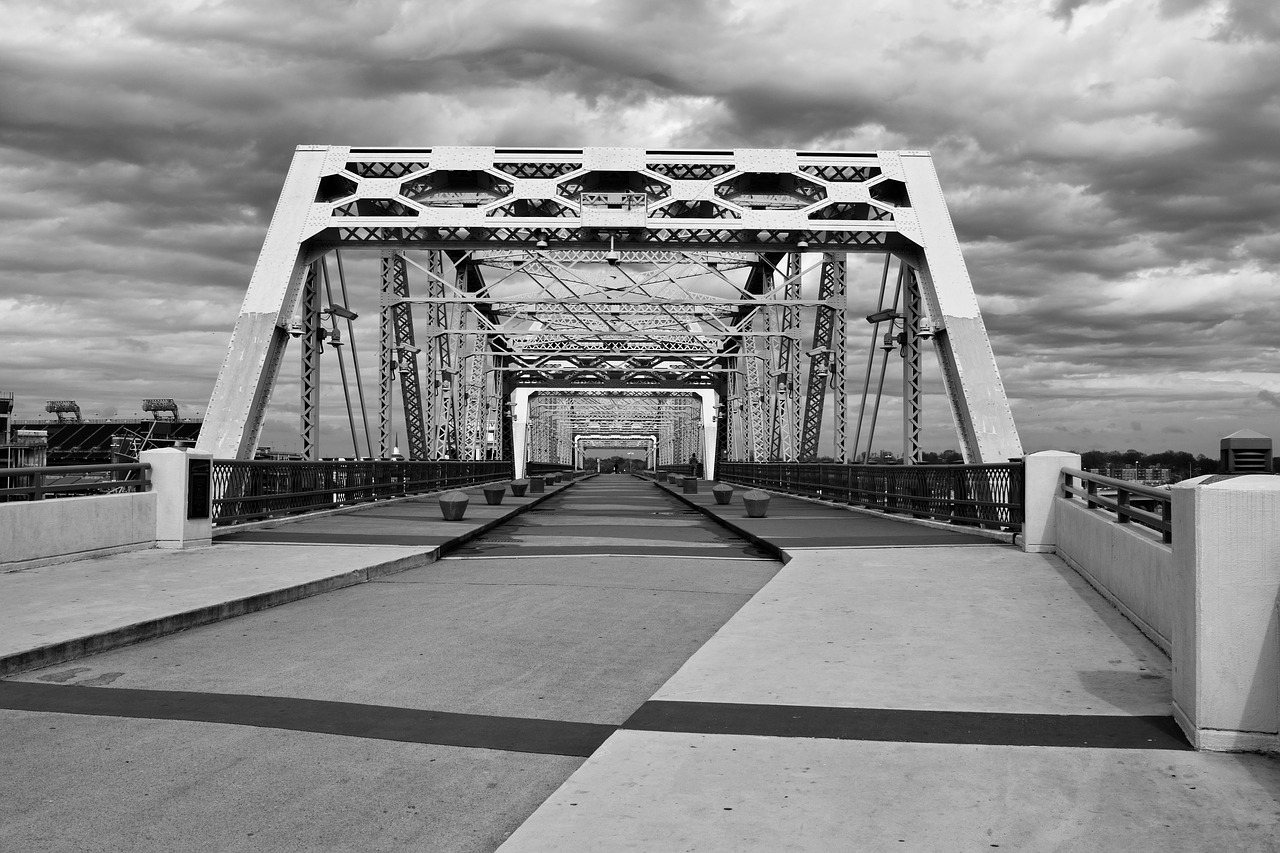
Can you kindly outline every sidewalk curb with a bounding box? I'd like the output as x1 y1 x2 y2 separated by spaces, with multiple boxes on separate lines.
0 480 574 677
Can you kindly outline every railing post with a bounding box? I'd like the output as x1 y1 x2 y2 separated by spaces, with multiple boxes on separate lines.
1116 489 1131 524
1021 451 1081 553
1171 475 1280 753
141 447 213 550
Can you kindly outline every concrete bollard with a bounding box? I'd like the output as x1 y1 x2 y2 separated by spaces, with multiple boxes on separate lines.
743 490 770 518
682 476 698 494
529 476 545 493
712 483 734 505
439 491 469 520
483 484 506 505
657 471 668 482
510 479 529 497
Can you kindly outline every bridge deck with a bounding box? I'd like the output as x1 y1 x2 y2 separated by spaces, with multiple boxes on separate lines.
1 474 1277 850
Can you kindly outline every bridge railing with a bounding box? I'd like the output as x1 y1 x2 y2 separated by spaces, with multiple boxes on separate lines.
526 461 576 476
1060 467 1171 543
0 462 152 502
715 461 1023 531
211 459 512 526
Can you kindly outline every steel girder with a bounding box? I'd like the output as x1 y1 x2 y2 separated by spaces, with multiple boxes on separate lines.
771 252 802 460
379 250 427 459
300 262 321 460
902 267 924 464
798 254 847 460
199 147 1020 465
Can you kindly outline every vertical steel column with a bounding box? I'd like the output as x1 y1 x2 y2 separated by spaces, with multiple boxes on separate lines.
830 255 849 462
377 258 395 459
798 254 843 460
902 268 923 464
383 250 427 460
300 261 321 461
422 251 450 458
460 320 487 459
772 252 802 461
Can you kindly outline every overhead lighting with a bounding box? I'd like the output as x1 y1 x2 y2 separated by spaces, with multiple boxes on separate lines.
324 304 358 321
865 309 901 324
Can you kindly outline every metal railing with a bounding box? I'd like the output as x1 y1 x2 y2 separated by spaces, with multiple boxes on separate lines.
211 459 511 526
527 461 577 476
716 461 1024 531
1061 467 1172 543
0 462 151 501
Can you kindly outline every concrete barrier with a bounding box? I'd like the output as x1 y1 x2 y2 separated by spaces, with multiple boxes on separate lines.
1056 496 1174 653
0 492 156 570
1028 451 1280 754
1172 475 1280 754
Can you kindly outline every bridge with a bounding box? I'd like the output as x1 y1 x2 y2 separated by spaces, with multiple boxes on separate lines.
1 147 1277 850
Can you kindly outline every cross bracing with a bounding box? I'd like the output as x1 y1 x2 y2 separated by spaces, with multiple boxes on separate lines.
198 146 1022 470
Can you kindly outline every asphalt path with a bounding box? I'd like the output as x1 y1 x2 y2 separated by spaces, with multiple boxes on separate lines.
1 474 781 853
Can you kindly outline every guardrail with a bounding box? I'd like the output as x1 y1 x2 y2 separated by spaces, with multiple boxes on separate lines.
527 461 576 475
211 459 512 526
0 462 152 501
1061 467 1171 543
716 461 1023 531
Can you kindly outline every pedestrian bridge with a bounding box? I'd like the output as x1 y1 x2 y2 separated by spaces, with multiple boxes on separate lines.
3 469 1277 850
1 144 1277 848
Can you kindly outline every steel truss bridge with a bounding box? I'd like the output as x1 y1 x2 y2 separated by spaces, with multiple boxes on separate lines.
197 147 1022 476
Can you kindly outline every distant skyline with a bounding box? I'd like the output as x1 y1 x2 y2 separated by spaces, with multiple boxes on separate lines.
2 0 1277 457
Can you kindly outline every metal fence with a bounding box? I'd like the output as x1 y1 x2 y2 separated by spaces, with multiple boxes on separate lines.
1061 467 1171 543
211 459 512 526
716 461 1024 531
527 461 577 476
0 462 151 502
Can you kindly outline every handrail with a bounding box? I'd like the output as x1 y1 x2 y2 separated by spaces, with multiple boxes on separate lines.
715 460 1023 531
1061 467 1171 544
0 462 152 501
210 459 512 526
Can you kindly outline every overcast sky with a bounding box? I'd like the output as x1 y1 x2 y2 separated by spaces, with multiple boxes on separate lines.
1 0 1277 457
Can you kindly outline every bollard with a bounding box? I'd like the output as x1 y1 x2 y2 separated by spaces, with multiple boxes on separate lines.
483 484 506 505
712 483 734 505
529 476 545 493
510 479 529 497
743 489 770 518
657 471 668 482
439 490 469 521
682 475 698 494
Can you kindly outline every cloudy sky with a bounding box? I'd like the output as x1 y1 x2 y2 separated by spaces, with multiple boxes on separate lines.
1 0 1277 457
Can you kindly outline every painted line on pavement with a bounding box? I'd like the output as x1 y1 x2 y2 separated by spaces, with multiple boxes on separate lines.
0 682 613 758
0 684 1189 754
622 700 1191 751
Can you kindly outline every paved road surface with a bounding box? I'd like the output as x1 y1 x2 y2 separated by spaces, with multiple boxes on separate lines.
1 474 780 853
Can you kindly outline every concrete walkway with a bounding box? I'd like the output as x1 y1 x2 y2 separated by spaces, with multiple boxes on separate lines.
496 478 1280 852
2 473 1278 850
0 477 575 676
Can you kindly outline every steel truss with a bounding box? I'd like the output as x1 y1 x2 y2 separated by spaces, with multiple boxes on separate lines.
199 147 1021 467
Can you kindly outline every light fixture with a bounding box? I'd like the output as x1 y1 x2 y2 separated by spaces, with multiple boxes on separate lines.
324 304 358 321
286 316 304 338
605 235 621 265
796 240 809 250
865 309 901 324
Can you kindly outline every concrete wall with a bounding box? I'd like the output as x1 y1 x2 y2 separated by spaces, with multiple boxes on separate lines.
1055 496 1174 654
0 492 157 570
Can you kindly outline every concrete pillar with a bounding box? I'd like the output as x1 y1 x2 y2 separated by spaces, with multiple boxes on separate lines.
1171 474 1280 753
510 388 532 480
141 447 213 550
1021 450 1081 553
695 389 718 480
